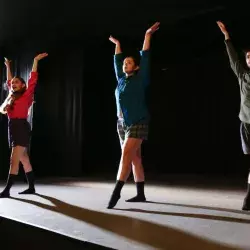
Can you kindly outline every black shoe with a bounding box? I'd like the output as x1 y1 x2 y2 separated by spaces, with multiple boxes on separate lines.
242 197 250 211
126 195 146 202
107 193 121 209
18 188 36 195
0 190 10 198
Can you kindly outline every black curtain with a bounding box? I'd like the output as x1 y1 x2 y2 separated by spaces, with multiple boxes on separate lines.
0 12 248 180
0 38 83 179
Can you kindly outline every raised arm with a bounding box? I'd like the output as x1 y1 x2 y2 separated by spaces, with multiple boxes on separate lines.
109 36 122 55
142 22 160 51
32 52 48 72
109 35 124 80
138 22 160 86
217 21 245 78
4 58 13 80
25 53 48 96
4 58 13 89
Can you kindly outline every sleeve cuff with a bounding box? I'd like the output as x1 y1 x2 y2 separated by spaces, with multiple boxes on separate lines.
30 71 38 76
114 53 123 59
30 71 38 80
140 50 150 56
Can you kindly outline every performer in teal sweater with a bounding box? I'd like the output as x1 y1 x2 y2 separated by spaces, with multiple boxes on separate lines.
107 22 160 209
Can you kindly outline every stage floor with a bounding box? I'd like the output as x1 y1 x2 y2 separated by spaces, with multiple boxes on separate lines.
0 175 250 250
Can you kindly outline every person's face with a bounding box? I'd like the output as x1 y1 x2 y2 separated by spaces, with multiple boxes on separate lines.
246 51 250 68
123 57 138 74
11 78 25 92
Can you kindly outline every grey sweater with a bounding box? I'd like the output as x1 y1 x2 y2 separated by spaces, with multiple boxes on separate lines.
225 39 250 124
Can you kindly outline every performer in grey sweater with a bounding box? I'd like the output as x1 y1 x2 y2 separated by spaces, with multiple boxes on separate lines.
217 21 250 211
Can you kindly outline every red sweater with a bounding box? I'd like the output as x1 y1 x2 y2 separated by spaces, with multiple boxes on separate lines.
6 72 38 119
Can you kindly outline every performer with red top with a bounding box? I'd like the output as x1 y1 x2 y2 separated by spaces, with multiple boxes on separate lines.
0 53 48 197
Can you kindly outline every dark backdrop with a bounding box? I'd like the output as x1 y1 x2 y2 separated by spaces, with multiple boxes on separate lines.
0 2 250 180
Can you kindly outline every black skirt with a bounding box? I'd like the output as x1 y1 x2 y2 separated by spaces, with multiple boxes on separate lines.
8 118 31 148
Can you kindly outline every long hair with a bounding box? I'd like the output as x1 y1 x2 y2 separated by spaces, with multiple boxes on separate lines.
0 76 26 114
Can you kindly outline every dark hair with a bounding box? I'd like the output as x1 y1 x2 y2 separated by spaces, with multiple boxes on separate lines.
125 55 140 67
11 76 27 95
244 51 250 58
0 76 27 113
12 76 26 85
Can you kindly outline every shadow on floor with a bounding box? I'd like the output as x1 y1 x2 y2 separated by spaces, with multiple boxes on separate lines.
144 200 250 216
9 193 242 250
114 207 250 224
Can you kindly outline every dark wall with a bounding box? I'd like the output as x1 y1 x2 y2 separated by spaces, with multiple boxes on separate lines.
0 37 83 178
0 4 250 180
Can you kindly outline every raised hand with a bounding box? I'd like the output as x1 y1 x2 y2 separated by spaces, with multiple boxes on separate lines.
32 53 48 72
4 57 13 81
146 22 160 35
4 57 11 67
142 22 160 51
109 36 121 54
217 21 228 35
34 53 48 61
109 35 120 45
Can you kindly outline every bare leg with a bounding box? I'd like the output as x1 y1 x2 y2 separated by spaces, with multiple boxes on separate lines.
107 138 142 209
20 150 32 173
242 169 250 211
0 146 25 197
19 150 36 194
10 146 26 174
132 146 145 182
116 138 142 181
126 146 146 202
